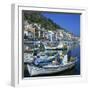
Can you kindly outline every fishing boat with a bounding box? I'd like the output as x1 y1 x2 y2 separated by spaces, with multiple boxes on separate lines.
44 42 67 50
26 53 77 76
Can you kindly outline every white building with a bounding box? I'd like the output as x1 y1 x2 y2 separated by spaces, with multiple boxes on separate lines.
47 31 54 42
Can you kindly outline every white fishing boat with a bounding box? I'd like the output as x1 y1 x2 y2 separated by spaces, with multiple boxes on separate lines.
26 55 77 76
44 42 65 50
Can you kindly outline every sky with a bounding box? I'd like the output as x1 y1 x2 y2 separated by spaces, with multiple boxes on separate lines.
42 12 80 36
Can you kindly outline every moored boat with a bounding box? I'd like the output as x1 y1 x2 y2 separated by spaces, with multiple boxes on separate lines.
26 55 77 76
44 42 67 50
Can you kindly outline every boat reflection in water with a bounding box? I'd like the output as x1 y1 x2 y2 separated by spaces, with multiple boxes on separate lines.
24 43 80 77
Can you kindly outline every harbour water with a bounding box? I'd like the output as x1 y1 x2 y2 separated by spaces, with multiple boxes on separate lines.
24 45 80 77
56 45 80 76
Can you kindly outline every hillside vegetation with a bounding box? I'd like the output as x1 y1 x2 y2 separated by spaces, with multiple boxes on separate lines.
23 11 62 31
